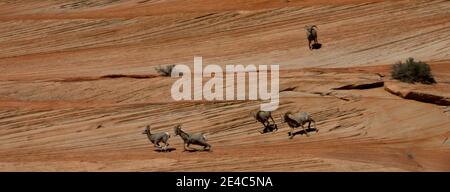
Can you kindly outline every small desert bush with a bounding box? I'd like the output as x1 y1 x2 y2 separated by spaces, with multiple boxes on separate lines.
391 58 436 84
155 64 175 77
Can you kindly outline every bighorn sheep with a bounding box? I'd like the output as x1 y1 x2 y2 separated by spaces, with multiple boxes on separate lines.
251 110 278 133
142 125 171 151
305 25 318 50
174 124 211 151
282 111 318 139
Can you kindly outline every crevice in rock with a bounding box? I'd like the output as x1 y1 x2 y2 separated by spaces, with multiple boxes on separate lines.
384 86 450 106
280 86 297 92
332 81 384 90
54 74 158 82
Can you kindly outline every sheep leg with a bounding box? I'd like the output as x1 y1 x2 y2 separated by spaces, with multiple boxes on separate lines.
202 143 212 152
163 137 170 147
262 120 268 127
289 127 295 139
186 143 197 151
187 143 193 150
259 128 265 134
183 143 188 151
269 116 276 124
203 143 211 151
312 120 318 132
301 124 309 137
273 124 278 132
154 141 161 148
163 140 169 152
259 121 268 133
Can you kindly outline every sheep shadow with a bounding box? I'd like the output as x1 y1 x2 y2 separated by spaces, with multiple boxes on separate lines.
259 124 278 134
153 147 176 152
288 127 318 137
183 148 212 153
311 43 322 50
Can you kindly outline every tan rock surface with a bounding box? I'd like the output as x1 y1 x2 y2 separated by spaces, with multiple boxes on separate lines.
0 0 449 171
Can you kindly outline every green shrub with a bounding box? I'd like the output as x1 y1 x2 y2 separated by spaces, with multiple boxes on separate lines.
391 58 436 84
155 65 175 77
